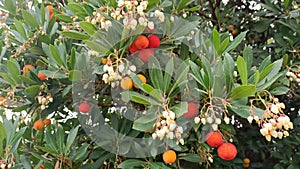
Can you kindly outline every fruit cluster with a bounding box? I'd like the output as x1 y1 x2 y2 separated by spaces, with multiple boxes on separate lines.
152 110 185 145
205 131 237 161
128 34 161 62
33 119 51 131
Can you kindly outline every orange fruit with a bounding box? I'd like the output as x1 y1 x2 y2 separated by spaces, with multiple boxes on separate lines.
22 65 35 76
43 119 51 127
102 58 108 64
138 48 154 63
243 158 250 164
243 163 249 168
46 5 54 20
227 24 234 30
163 150 177 164
120 77 133 90
206 131 223 147
79 103 90 114
217 143 237 161
33 120 45 131
0 97 5 101
38 72 48 81
183 102 198 118
133 74 146 89
128 43 139 54
39 164 45 169
148 35 160 48
99 6 106 12
133 35 149 50
232 29 238 35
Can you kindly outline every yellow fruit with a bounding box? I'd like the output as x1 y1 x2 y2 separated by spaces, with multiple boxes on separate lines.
243 163 249 168
33 120 45 131
120 77 133 90
43 119 51 127
163 150 177 164
133 74 146 89
243 158 250 164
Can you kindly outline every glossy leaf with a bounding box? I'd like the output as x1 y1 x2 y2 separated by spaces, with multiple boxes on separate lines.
231 85 256 99
237 56 248 85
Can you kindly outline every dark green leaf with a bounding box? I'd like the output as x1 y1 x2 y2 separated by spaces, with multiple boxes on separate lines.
21 9 39 28
225 31 248 52
69 70 82 81
80 21 97 35
61 31 90 40
237 56 248 85
25 85 40 97
231 85 256 99
49 45 64 67
118 159 145 169
178 153 204 163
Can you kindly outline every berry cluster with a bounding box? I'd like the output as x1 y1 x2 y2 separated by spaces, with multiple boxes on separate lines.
152 110 185 145
286 69 300 86
205 131 237 161
128 34 161 62
37 95 53 110
33 119 51 131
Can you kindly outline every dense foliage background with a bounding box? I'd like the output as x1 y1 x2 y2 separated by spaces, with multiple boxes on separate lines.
0 0 300 168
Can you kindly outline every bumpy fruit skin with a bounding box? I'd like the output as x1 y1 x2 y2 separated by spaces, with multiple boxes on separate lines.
134 35 149 50
22 65 35 76
79 103 90 113
163 150 177 164
217 143 237 161
206 131 223 147
128 43 139 54
133 74 146 89
148 35 161 48
120 77 133 90
183 102 198 118
38 72 48 80
138 49 154 62
33 120 45 131
43 119 51 127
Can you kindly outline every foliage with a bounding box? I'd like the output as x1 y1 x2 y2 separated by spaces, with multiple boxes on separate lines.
0 0 300 168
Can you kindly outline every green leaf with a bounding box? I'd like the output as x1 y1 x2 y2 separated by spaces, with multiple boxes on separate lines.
254 20 272 33
177 0 194 10
257 73 284 91
258 59 282 85
121 91 159 105
164 57 174 93
66 126 79 151
190 60 206 89
178 153 204 163
223 53 234 92
21 9 39 28
225 31 248 52
14 18 27 39
55 14 73 23
229 105 250 118
218 37 229 55
25 85 40 97
270 86 290 95
35 146 59 156
19 75 38 85
118 159 145 169
148 56 164 91
237 56 248 85
133 113 158 131
45 130 58 152
243 46 253 72
49 45 64 67
0 122 6 157
68 3 88 19
39 70 68 79
20 155 32 169
213 29 220 52
170 102 188 118
61 31 90 40
231 85 256 99
69 70 82 81
56 126 65 153
0 73 16 86
71 143 89 161
80 21 97 35
169 60 189 95
4 0 16 16
10 127 26 147
85 40 109 54
253 70 260 85
7 59 21 84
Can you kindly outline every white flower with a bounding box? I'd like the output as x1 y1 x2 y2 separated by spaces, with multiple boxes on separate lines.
169 123 176 131
103 65 109 72
169 111 175 120
177 126 183 133
224 117 230 124
167 132 174 139
215 118 221 124
147 21 154 30
129 65 136 72
194 117 200 124
152 133 157 140
162 111 168 118
117 0 125 7
41 105 46 110
118 64 125 72
283 131 289 136
260 127 268 136
201 118 206 125
130 19 137 30
270 104 279 114
212 124 218 131
182 13 187 18
161 120 166 125
140 1 148 9
207 117 213 124
208 156 213 163
179 138 184 145
137 5 144 15
265 135 271 141
170 16 175 22
277 131 283 139
271 131 278 138
102 73 109 84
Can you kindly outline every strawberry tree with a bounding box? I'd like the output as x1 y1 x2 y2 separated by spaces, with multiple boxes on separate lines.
0 0 299 169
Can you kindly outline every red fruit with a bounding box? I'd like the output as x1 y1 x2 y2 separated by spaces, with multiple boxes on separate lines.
206 131 223 147
183 102 198 118
79 103 90 114
217 143 237 161
138 48 154 62
134 35 149 50
129 43 139 54
148 35 160 48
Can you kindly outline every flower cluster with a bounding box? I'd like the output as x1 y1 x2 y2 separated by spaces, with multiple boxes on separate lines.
152 110 185 145
286 70 300 86
102 59 137 88
85 7 112 31
248 97 293 141
37 94 53 110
